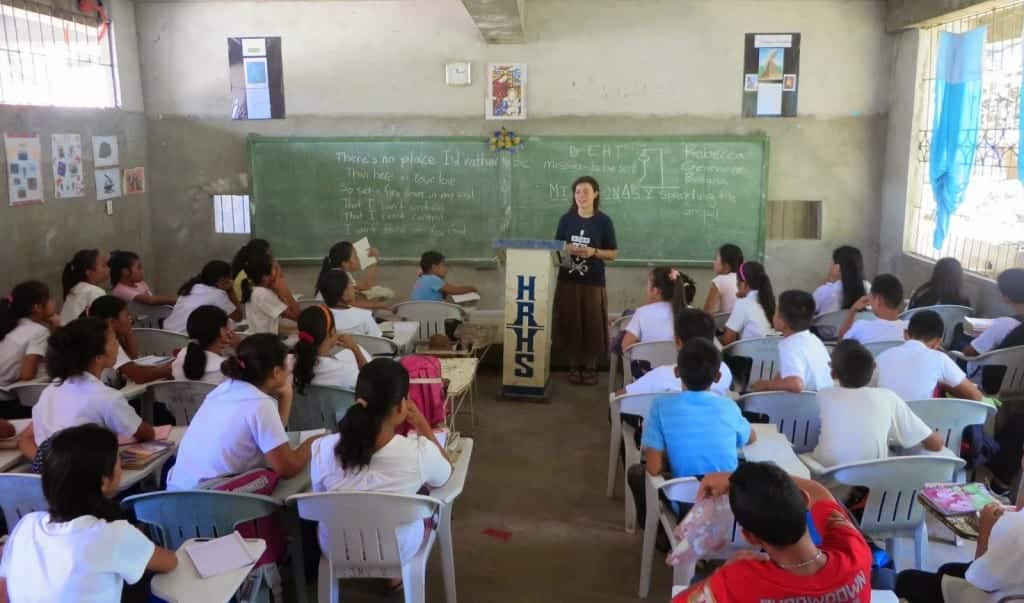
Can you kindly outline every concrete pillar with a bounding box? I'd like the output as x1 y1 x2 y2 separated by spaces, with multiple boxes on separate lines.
887 0 1001 31
458 0 525 44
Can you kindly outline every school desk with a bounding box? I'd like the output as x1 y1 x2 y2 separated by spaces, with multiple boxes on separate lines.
151 537 266 603
742 424 812 479
117 426 185 492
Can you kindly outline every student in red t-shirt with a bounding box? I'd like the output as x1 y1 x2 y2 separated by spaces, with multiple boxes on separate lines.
674 462 873 603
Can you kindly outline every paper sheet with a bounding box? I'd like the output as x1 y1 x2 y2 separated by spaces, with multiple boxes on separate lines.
133 355 173 367
184 532 260 579
353 237 377 269
756 83 783 116
451 292 481 304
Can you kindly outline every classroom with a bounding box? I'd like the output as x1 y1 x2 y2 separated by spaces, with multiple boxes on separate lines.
0 0 1023 601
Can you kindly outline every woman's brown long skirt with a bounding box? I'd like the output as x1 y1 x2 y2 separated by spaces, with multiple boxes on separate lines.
552 280 609 370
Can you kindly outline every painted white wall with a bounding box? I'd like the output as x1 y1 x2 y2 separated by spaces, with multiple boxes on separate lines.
110 0 145 112
135 0 889 118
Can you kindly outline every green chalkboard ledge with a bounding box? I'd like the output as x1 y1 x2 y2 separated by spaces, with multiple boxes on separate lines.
278 257 500 269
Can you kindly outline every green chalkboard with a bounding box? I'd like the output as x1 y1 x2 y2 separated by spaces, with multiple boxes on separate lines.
249 135 768 265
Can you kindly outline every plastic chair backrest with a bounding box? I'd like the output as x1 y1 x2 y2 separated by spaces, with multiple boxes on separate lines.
723 336 783 388
393 301 467 341
899 305 973 349
131 328 191 358
9 383 49 407
297 299 323 312
290 491 440 575
813 311 875 341
348 334 400 358
713 313 730 332
739 391 821 452
0 475 45 533
622 340 677 386
149 381 217 426
122 490 281 550
824 456 965 533
864 340 904 358
969 345 1024 399
616 393 658 423
128 302 173 330
289 384 356 431
906 398 995 452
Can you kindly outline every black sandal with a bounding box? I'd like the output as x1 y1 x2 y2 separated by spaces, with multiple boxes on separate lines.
581 368 599 386
568 368 583 384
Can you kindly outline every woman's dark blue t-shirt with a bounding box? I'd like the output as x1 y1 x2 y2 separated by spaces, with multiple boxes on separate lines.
555 211 617 287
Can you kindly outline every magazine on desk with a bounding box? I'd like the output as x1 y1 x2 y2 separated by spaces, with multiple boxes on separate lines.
120 440 174 469
919 482 1003 516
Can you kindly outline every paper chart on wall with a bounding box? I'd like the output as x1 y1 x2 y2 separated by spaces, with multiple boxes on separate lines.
92 135 119 167
123 167 145 195
95 168 121 200
52 133 84 199
5 134 43 207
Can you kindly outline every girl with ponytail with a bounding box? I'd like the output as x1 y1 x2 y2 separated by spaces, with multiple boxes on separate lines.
167 334 322 490
241 255 300 335
58 249 109 325
0 280 56 386
813 245 870 315
703 243 745 314
292 304 369 394
621 266 696 351
164 260 242 333
230 238 272 301
171 305 234 384
720 261 776 346
309 358 452 565
314 240 389 310
319 270 382 337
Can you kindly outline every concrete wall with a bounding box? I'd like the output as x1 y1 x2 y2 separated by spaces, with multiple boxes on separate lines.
135 0 891 310
0 0 150 299
887 0 1001 30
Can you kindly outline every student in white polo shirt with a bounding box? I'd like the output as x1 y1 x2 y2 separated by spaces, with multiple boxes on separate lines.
58 249 109 326
320 270 382 337
963 268 1024 361
171 305 234 384
618 308 733 397
752 290 833 393
620 266 696 350
26 318 155 460
88 296 172 386
242 255 300 336
291 305 369 393
167 334 322 490
719 261 775 346
839 274 908 344
877 310 983 402
164 260 243 334
0 280 56 387
0 424 177 602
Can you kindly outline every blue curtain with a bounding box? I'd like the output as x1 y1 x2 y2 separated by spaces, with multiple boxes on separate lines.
930 27 986 250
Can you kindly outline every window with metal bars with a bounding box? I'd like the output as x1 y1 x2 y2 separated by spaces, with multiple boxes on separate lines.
909 1 1024 278
0 0 117 108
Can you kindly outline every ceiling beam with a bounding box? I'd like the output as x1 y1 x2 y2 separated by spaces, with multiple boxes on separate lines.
459 0 524 44
887 0 1002 31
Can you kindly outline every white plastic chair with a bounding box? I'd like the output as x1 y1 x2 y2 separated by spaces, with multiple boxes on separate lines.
0 474 45 534
289 491 442 603
899 305 973 349
951 345 1024 401
288 385 357 431
738 391 821 453
813 310 875 342
906 398 995 480
821 456 965 570
348 334 400 358
393 301 468 342
148 381 217 426
712 312 730 333
607 393 658 533
863 340 904 357
608 314 632 395
297 299 323 312
5 382 49 407
131 328 191 357
128 302 173 330
621 340 677 387
722 336 783 392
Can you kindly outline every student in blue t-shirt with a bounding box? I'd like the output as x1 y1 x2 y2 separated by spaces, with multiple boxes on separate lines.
628 337 755 529
410 251 478 302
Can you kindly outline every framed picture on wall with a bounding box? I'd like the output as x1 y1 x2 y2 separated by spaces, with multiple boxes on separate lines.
486 63 526 120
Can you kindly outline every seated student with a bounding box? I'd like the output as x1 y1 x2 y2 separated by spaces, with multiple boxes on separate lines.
839 274 908 344
720 261 775 346
621 267 695 350
293 305 369 393
310 359 452 568
896 503 1024 603
315 240 390 311
876 310 982 401
0 281 56 387
753 290 834 393
962 268 1024 359
672 463 873 603
320 270 382 337
908 257 970 309
171 305 235 384
703 243 744 315
617 308 733 398
58 249 108 325
27 318 155 460
0 424 177 601
627 338 754 528
812 245 871 316
243 256 300 335
107 250 176 307
164 260 243 334
167 334 320 489
231 238 272 302
411 251 477 302
87 296 172 385
812 340 942 468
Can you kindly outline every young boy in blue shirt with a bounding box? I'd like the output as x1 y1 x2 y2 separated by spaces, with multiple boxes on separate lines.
628 337 756 531
410 251 478 302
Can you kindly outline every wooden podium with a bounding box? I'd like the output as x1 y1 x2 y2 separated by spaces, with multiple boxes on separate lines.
494 239 565 401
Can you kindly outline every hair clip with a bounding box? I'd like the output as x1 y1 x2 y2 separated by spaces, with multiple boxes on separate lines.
297 331 315 344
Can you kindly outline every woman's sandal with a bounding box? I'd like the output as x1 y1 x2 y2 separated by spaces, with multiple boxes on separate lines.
581 368 599 386
568 368 583 384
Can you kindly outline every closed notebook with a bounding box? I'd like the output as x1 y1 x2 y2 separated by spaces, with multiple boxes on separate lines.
919 482 1002 516
451 292 481 304
184 531 260 579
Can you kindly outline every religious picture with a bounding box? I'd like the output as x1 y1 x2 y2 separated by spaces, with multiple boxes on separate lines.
486 63 526 120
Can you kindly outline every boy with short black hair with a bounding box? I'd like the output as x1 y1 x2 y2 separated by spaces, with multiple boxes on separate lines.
752 290 832 393
674 462 873 603
964 267 1024 356
812 340 943 468
410 251 478 302
839 274 908 344
876 310 982 401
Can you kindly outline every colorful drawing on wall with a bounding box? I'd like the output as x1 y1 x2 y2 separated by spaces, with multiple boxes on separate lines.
743 74 759 92
52 133 84 199
486 63 526 120
92 135 119 167
783 74 798 92
4 134 43 207
758 47 785 82
124 167 145 195
95 168 121 200
743 33 801 118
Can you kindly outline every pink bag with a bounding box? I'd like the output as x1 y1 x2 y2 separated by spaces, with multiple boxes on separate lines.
202 468 287 567
399 355 447 435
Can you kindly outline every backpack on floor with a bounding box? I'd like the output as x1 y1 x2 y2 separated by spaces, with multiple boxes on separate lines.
399 354 447 434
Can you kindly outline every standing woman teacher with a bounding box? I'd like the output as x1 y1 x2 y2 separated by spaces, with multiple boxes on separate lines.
554 176 618 386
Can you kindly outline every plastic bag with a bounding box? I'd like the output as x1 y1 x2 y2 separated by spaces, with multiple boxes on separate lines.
666 495 735 567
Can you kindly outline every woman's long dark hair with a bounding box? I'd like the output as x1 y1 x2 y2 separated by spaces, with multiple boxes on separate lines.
833 246 867 310
240 255 275 304
221 334 286 386
46 318 110 381
231 239 271 278
0 280 49 341
335 359 409 471
178 260 232 296
42 424 122 522
566 176 600 215
320 270 351 308
62 249 99 299
316 242 355 296
650 267 695 318
183 305 228 381
107 250 139 288
292 305 333 395
738 261 776 322
717 244 744 274
923 257 967 306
